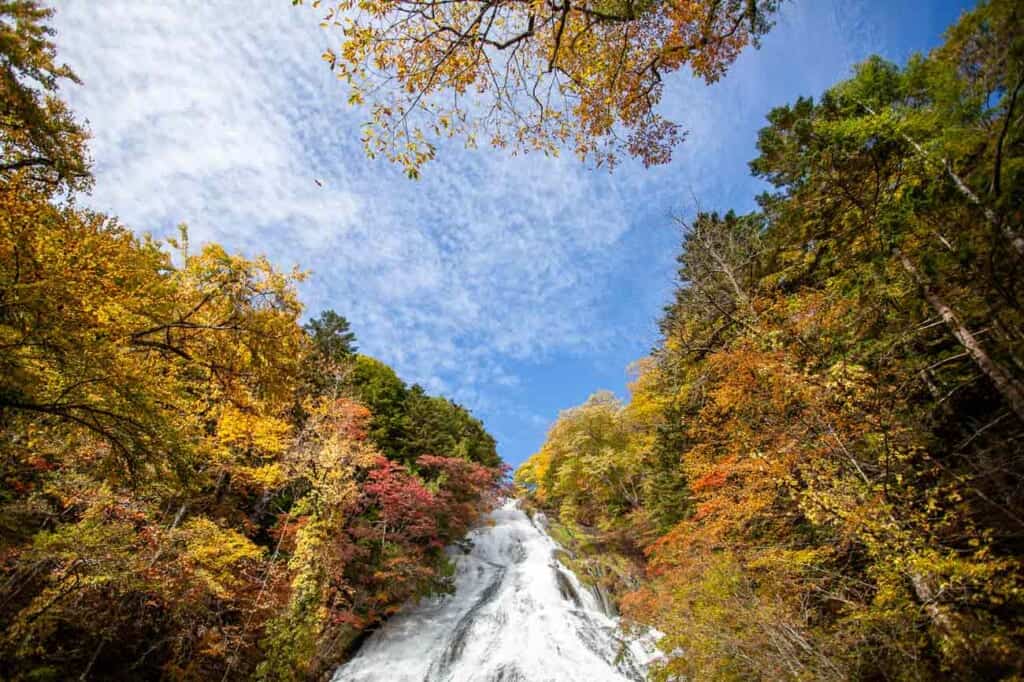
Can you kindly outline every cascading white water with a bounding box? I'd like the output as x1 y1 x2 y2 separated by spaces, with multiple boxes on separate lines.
332 499 659 682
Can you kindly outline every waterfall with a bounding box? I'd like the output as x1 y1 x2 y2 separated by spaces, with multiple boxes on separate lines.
333 500 660 682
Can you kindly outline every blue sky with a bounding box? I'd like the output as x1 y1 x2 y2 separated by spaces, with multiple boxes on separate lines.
52 0 973 468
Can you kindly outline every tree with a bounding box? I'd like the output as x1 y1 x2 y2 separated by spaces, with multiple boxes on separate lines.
0 0 90 192
520 2 1024 677
344 355 412 459
0 193 306 483
305 309 358 362
0 7 507 679
0 199 309 677
517 390 642 526
660 210 764 357
301 0 780 175
0 200 504 678
404 386 500 467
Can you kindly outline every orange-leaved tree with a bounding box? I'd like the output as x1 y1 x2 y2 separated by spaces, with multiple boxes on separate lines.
300 0 780 175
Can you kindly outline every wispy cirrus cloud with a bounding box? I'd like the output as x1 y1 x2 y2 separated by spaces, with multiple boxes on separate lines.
54 2 632 383
52 0 971 463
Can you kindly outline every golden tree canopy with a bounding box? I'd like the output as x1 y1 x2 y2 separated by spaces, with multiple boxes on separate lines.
303 0 780 175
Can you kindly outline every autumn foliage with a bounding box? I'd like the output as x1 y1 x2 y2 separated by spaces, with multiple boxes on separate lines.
300 0 780 175
519 1 1024 678
0 4 505 679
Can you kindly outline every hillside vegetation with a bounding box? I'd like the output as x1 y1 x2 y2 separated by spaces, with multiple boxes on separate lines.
0 4 504 679
518 2 1024 679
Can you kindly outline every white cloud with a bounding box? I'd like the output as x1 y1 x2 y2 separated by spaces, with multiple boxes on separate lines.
51 0 637 410
50 0 940 461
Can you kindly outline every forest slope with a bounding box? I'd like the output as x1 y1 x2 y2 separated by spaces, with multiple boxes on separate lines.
0 4 505 679
518 1 1024 679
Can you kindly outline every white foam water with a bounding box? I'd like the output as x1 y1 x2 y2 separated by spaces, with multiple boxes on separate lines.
332 499 659 682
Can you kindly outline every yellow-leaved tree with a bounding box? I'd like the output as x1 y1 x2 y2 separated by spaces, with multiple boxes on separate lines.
299 0 780 175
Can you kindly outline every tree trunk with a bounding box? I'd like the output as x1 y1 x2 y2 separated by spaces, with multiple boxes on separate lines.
897 249 1024 423
909 571 967 648
857 99 1024 257
943 161 1024 257
147 503 188 569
